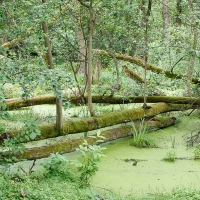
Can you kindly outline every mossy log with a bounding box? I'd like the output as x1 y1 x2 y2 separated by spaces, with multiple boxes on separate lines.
5 96 58 110
122 65 145 83
11 116 177 160
2 33 30 49
0 103 195 144
94 49 200 84
5 95 200 110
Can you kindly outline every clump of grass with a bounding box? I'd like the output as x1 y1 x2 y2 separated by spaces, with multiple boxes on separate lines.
4 83 23 98
130 120 156 148
8 109 55 125
194 144 200 160
163 150 177 162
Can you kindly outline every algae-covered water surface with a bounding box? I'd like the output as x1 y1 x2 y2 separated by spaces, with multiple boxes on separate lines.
92 115 200 196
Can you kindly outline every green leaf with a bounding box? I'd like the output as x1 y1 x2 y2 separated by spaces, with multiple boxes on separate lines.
29 132 37 140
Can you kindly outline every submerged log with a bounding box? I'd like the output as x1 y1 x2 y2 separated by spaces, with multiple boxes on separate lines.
0 103 195 144
5 95 200 110
10 116 177 160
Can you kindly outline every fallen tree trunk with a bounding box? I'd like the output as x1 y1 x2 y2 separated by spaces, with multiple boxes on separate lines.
5 95 200 110
0 103 195 144
7 116 176 160
122 65 145 83
94 49 200 84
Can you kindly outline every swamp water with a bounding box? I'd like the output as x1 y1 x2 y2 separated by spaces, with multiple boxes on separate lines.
2 104 200 196
92 115 200 196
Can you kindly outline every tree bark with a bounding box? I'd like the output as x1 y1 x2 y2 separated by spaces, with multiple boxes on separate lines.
95 56 102 84
186 0 198 96
162 0 170 40
86 0 95 116
56 97 63 131
42 21 54 69
142 0 152 108
73 0 87 74
76 18 87 74
176 0 182 26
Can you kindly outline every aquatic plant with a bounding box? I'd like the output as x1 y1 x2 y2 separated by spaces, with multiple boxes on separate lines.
130 120 155 148
194 144 200 160
163 150 177 162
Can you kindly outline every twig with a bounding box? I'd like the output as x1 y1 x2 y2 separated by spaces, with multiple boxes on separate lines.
29 159 36 173
20 166 28 176
170 56 185 73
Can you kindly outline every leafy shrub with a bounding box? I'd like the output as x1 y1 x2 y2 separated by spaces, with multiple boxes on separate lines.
163 150 177 162
41 153 74 181
75 140 106 187
0 136 106 199
1 119 41 165
41 139 106 187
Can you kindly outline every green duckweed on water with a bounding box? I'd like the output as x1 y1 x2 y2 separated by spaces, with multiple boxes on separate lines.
91 115 200 196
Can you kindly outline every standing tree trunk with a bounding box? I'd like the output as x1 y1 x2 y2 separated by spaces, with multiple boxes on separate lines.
42 0 62 131
73 0 87 74
176 0 182 26
141 0 152 108
77 0 95 116
77 20 87 74
87 1 95 116
162 0 170 40
186 0 198 96
41 21 54 69
55 97 62 131
95 55 102 85
162 0 171 69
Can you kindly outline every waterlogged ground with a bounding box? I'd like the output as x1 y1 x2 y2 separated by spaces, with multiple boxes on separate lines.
91 114 200 196
2 103 139 130
2 103 200 197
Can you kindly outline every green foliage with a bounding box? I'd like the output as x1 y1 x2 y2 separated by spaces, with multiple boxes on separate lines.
75 140 106 187
194 144 200 160
41 152 74 181
41 139 106 187
7 109 55 129
142 188 200 200
1 119 41 164
1 172 200 199
163 150 177 162
0 173 94 200
130 120 155 148
0 85 10 133
3 84 23 98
